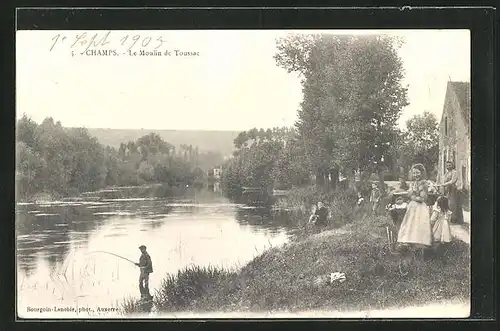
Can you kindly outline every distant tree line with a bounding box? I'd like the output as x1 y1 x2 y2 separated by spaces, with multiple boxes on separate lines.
16 115 225 200
221 127 310 199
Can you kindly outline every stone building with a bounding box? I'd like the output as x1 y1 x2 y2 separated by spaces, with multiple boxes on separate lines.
437 81 471 194
213 167 222 180
207 166 222 193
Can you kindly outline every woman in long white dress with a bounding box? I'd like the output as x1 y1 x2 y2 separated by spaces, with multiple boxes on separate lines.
397 164 432 253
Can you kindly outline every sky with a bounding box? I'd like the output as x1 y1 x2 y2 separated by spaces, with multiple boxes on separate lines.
16 29 470 131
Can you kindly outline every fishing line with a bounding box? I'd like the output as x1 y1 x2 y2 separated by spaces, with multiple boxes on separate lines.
85 251 138 266
24 252 138 302
80 253 133 288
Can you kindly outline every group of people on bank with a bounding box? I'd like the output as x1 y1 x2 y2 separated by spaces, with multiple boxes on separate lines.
392 161 464 254
308 160 466 255
135 162 466 299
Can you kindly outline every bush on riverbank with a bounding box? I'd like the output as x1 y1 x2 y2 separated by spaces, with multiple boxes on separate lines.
121 211 470 315
120 297 144 315
153 265 238 312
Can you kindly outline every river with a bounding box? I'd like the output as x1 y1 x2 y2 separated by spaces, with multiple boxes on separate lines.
16 188 293 318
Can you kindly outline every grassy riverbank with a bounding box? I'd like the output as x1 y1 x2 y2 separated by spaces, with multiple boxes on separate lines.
121 205 470 316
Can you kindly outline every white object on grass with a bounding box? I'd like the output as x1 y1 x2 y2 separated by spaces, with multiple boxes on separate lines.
330 272 346 283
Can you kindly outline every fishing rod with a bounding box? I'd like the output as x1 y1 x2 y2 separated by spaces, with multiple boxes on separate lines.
85 251 138 266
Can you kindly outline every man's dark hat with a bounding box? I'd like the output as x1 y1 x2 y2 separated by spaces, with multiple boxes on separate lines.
139 245 147 250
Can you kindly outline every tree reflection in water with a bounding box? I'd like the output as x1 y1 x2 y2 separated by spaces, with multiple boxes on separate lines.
235 206 294 235
16 198 175 273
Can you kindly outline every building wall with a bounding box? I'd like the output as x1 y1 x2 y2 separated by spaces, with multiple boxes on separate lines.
212 167 222 193
438 85 471 191
454 95 471 191
439 88 455 182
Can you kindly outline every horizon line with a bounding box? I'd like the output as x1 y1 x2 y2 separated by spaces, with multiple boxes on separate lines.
73 126 246 132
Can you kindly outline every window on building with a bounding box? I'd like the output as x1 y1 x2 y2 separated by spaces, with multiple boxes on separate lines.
444 117 448 136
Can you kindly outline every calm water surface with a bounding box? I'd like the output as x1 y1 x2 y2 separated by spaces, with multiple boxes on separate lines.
16 190 292 318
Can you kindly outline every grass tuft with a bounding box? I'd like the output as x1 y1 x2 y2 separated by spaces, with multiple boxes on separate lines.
153 265 238 312
120 296 148 316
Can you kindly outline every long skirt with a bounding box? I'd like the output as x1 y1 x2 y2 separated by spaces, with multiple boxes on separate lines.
432 215 452 243
397 201 432 246
446 187 464 224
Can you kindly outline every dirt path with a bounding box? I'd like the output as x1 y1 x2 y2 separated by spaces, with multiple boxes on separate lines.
450 225 470 244
305 217 471 245
299 207 471 248
450 210 470 245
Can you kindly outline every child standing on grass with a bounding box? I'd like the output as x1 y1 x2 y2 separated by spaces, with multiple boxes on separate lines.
430 196 452 246
370 183 382 215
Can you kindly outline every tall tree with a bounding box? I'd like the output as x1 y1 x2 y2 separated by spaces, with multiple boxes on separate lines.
16 141 46 197
222 127 305 197
275 34 409 192
271 131 310 189
397 111 439 178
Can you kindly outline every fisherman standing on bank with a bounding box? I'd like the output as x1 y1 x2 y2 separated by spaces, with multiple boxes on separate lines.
135 245 153 300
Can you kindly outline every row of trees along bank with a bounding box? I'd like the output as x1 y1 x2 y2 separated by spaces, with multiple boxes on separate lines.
16 115 224 200
221 127 310 199
222 34 440 198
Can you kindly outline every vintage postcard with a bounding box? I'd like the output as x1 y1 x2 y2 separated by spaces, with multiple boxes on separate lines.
16 29 471 319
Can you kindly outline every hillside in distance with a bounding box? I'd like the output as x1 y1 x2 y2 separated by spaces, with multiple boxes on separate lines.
86 128 240 156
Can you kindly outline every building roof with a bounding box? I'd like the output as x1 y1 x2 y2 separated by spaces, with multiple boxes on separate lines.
449 81 471 134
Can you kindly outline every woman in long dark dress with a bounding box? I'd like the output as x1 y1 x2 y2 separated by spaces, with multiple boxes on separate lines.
438 161 464 224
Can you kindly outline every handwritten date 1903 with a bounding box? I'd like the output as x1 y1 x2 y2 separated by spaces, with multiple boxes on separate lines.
50 31 167 53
